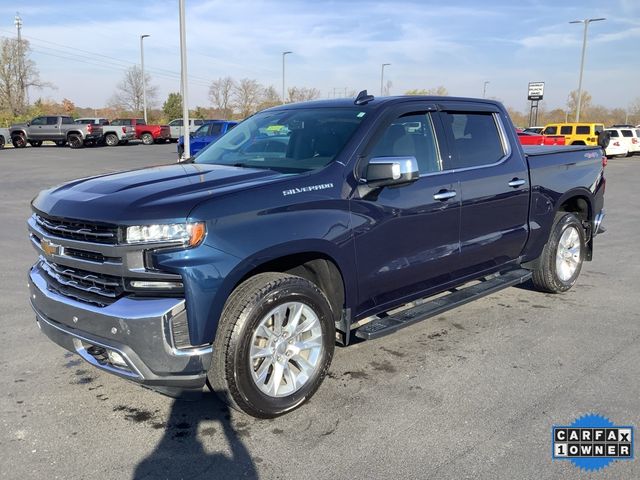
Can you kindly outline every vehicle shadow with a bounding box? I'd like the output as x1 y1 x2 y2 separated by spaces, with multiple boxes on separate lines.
133 392 258 480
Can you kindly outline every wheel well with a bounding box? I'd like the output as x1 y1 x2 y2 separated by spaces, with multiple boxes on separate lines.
238 253 345 320
66 131 82 138
558 196 591 223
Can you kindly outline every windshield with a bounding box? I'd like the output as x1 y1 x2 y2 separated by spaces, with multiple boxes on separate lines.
194 107 366 173
194 124 212 137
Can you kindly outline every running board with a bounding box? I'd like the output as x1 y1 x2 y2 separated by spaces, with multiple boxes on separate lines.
354 268 532 341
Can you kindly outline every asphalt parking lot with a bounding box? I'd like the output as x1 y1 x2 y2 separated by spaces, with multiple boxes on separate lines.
1 143 639 479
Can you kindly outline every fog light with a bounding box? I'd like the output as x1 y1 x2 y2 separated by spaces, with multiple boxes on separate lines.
107 350 128 368
129 280 184 290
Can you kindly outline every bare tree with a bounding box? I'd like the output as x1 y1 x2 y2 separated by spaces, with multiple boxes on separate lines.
109 65 158 114
566 90 592 120
257 85 281 111
0 37 48 116
287 86 321 103
209 76 235 118
232 78 263 119
405 86 448 96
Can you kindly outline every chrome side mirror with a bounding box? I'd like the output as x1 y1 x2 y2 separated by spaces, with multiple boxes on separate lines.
365 156 419 187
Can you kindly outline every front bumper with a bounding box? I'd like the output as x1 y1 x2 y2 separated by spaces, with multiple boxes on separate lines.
28 264 212 393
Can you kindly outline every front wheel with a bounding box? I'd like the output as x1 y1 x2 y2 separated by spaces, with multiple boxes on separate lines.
12 135 26 148
141 133 154 145
209 273 335 418
532 212 585 293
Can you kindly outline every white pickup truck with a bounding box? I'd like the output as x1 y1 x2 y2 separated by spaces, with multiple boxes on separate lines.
167 118 208 142
75 118 136 146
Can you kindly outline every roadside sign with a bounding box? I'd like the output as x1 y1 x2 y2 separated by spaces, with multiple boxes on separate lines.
528 82 545 101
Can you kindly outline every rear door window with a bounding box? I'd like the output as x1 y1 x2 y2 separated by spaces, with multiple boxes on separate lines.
560 126 572 135
442 112 506 169
576 125 590 135
209 123 223 135
621 130 633 138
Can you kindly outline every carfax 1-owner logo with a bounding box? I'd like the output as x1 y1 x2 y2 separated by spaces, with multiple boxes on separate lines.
552 413 634 472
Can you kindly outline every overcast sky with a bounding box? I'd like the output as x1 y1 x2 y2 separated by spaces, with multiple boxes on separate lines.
2 0 638 112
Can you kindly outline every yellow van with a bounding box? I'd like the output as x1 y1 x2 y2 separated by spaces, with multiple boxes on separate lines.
541 123 605 146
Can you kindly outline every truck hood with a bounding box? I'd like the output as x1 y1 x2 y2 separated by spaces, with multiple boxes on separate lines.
32 163 283 224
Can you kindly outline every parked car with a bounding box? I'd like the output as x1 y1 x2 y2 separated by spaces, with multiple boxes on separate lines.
177 120 237 158
516 129 565 146
10 115 103 148
75 117 136 146
542 122 606 147
168 118 209 142
0 127 9 148
27 92 606 418
111 118 171 145
605 128 638 157
604 135 627 158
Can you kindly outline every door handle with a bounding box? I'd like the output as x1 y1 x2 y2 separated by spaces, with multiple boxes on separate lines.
433 190 457 201
508 178 526 188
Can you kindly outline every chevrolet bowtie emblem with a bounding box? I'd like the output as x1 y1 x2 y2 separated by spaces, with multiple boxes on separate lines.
41 238 61 256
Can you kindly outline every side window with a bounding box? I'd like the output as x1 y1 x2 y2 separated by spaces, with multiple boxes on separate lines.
621 130 633 138
61 117 74 125
369 113 441 174
194 119 204 125
169 119 182 126
442 112 505 169
576 125 590 135
543 126 557 135
31 117 46 126
560 126 572 135
209 123 223 135
608 130 619 137
47 117 59 125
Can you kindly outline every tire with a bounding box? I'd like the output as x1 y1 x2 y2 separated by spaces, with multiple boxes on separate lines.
29 140 43 147
55 140 67 147
12 135 26 148
209 272 335 418
67 134 83 149
141 133 154 145
598 130 610 149
104 133 118 147
0 136 4 149
532 212 585 293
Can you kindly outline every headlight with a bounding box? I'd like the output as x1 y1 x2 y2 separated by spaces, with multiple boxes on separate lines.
125 222 206 246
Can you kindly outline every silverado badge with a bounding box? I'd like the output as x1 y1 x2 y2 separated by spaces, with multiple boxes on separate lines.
41 238 61 256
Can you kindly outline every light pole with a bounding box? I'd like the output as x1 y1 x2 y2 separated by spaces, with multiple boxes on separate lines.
380 63 391 96
570 17 605 122
483 81 490 98
140 34 150 123
178 0 189 159
282 51 292 104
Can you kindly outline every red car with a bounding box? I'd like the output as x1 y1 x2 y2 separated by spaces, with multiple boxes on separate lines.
516 129 566 146
111 118 171 145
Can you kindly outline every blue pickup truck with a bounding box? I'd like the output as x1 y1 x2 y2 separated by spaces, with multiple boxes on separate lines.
27 92 605 417
177 119 237 159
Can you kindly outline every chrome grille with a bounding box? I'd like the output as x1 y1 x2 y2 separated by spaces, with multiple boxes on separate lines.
40 259 123 299
35 214 118 244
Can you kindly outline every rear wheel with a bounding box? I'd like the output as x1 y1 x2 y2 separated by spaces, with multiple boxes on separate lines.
12 135 26 148
104 133 119 146
209 273 335 418
141 133 154 145
67 134 83 149
532 212 585 293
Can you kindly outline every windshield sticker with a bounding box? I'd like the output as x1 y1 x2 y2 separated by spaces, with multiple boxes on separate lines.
283 183 334 196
